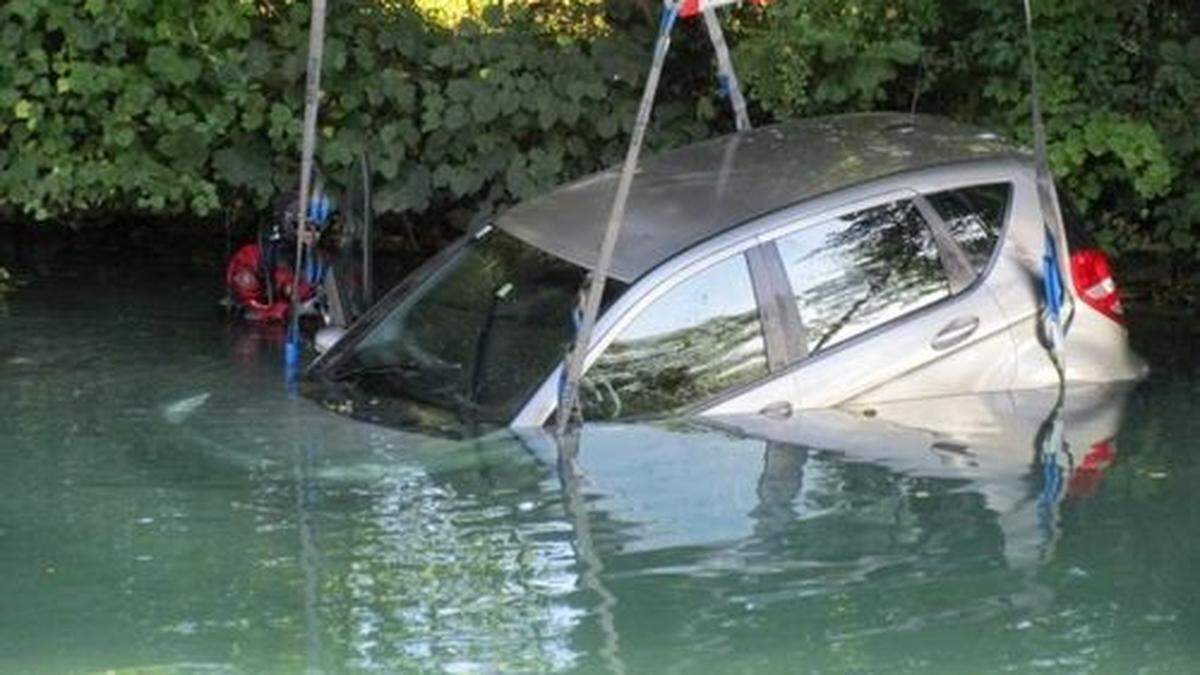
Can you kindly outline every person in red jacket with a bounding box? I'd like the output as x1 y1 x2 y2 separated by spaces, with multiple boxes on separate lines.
225 174 333 322
225 241 315 321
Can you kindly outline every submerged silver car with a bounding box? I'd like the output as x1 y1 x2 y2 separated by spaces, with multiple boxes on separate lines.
309 113 1145 434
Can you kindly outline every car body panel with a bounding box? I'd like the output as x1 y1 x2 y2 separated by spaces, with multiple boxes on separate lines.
314 114 1145 432
511 152 1144 427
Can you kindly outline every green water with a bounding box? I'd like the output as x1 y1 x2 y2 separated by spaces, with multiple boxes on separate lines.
2 265 1198 674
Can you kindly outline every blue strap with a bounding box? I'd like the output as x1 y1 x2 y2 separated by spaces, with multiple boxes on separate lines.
659 3 679 33
1036 449 1064 536
307 194 331 229
1042 231 1063 323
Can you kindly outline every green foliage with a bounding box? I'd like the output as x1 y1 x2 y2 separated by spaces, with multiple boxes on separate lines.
934 0 1188 258
0 0 1196 274
735 0 1199 264
0 0 714 225
412 0 606 35
735 0 937 113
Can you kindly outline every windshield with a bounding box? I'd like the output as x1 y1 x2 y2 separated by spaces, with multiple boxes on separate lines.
326 229 623 431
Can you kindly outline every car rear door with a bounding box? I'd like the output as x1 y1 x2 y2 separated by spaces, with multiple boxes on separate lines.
704 187 1017 414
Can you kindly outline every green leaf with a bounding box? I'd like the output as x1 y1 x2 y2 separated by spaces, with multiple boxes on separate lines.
213 137 273 198
470 94 499 124
145 46 201 86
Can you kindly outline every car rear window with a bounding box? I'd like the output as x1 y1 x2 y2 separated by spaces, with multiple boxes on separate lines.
924 183 1011 274
921 182 1008 275
774 199 952 356
1057 186 1099 251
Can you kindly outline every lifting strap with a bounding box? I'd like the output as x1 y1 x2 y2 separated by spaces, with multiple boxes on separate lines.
1021 0 1071 379
556 0 754 433
1024 2 1071 560
702 7 752 132
287 0 328 368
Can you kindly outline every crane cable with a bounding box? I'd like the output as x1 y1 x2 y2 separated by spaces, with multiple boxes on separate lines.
703 7 752 133
1023 1 1074 547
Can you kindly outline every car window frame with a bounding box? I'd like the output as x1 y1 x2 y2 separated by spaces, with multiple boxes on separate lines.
922 182 1015 279
577 248 783 422
513 232 782 428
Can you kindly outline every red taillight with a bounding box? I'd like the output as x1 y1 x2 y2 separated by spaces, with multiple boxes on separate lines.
1069 248 1124 324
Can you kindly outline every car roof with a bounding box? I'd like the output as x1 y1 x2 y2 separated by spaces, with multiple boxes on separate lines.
496 112 1023 283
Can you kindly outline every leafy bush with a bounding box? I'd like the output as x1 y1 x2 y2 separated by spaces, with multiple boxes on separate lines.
733 0 937 114
734 0 1199 265
0 0 717 226
1 0 1196 279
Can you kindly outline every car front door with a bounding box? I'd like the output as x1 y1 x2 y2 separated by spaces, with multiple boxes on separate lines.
575 250 778 421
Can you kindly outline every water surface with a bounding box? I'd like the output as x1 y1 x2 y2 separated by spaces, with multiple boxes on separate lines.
2 264 1198 673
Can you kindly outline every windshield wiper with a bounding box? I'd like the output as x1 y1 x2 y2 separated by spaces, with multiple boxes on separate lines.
467 282 514 405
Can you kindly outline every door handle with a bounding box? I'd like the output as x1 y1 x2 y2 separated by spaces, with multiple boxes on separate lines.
759 400 794 418
931 316 980 351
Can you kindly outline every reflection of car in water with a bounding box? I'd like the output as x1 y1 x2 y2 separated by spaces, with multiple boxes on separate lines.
518 383 1131 574
164 357 1133 669
515 385 1135 668
306 113 1144 436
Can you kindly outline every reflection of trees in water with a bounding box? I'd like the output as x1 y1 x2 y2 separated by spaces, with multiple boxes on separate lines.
83 417 583 671
749 444 945 558
791 200 949 350
301 465 581 672
582 310 766 419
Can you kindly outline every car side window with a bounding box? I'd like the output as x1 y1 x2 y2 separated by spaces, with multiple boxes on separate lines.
775 199 951 355
925 183 1011 274
580 254 769 420
1056 184 1098 250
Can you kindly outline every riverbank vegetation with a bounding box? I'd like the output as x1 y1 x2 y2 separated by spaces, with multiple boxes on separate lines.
1 0 1197 298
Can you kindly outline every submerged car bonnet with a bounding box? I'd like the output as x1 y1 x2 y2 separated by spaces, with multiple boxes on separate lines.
496 112 1020 283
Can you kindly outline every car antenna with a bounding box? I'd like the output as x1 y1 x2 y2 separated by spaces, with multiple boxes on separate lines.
1021 0 1072 389
286 0 328 382
555 0 762 435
